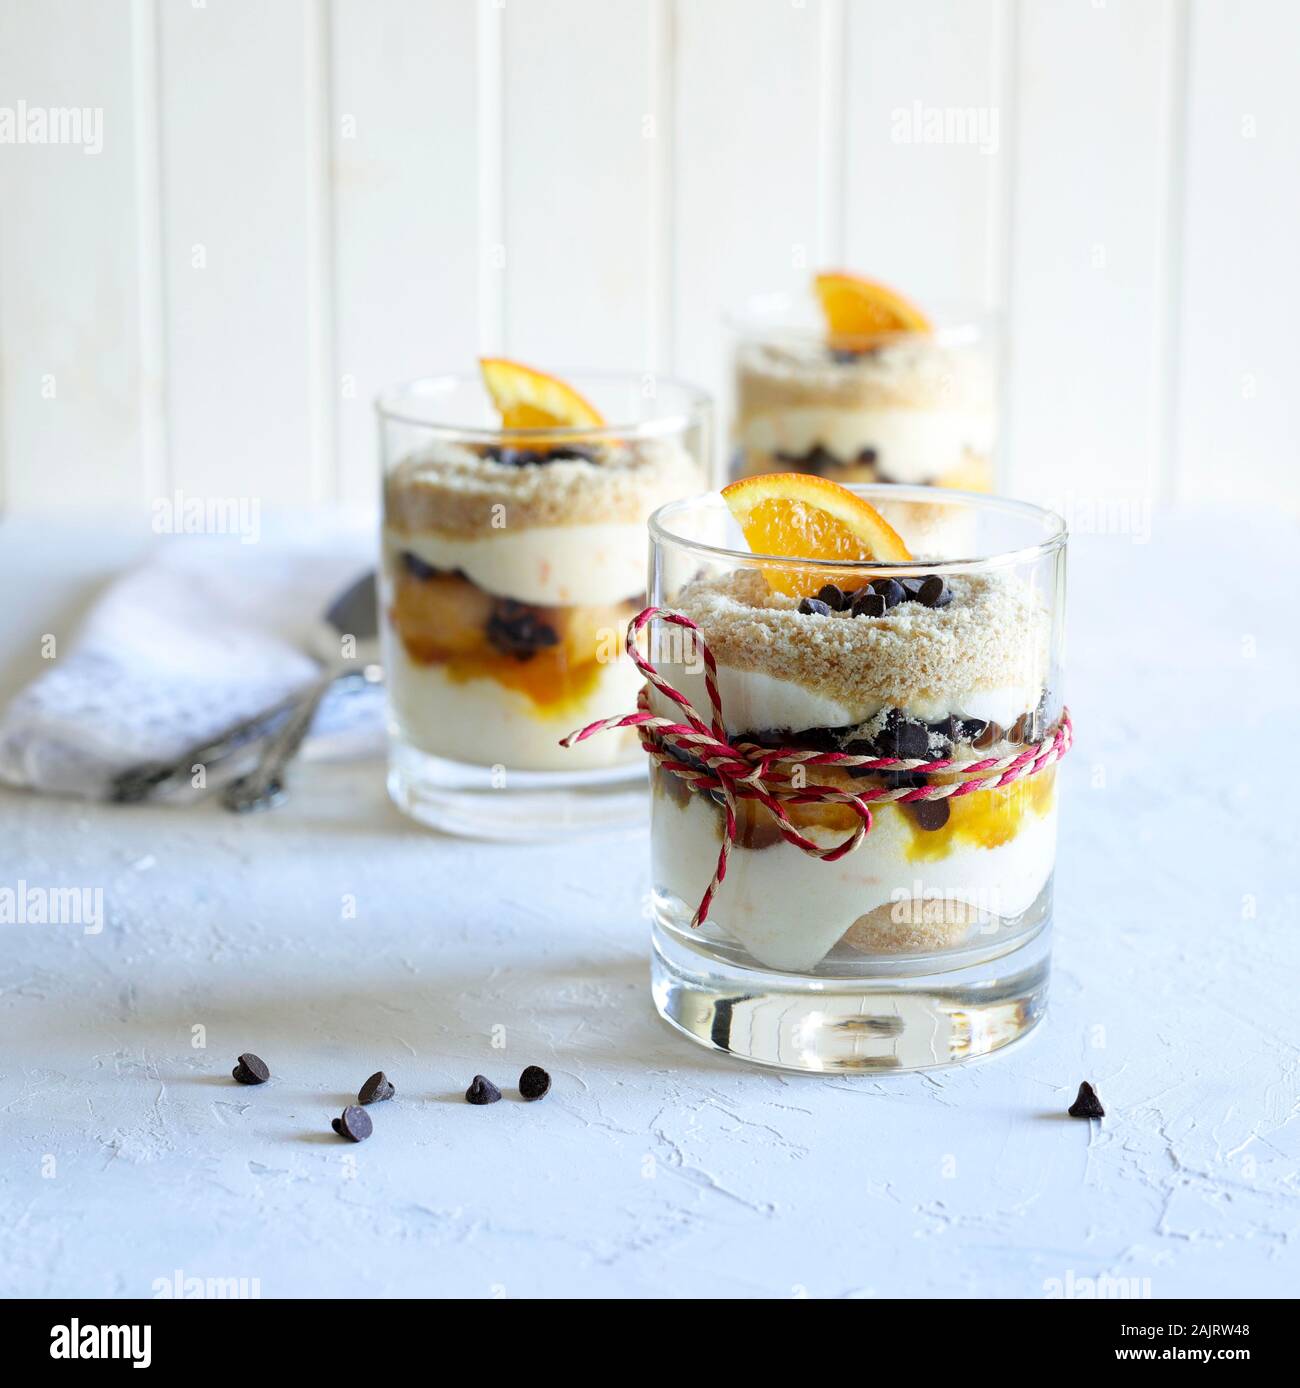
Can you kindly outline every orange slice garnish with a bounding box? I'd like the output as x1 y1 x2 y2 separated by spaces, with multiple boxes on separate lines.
721 472 912 596
814 271 931 345
479 358 604 431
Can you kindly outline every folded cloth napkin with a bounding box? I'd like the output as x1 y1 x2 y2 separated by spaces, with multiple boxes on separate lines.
0 524 385 799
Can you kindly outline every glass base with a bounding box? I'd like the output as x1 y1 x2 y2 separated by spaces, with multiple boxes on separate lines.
387 738 648 841
651 916 1050 1074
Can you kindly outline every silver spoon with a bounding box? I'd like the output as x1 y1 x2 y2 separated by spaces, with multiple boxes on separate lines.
108 571 380 806
220 571 380 813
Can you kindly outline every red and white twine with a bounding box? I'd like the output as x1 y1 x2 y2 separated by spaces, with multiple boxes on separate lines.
561 606 1072 927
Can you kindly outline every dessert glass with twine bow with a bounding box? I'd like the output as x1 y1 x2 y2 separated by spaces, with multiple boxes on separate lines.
568 481 1069 1073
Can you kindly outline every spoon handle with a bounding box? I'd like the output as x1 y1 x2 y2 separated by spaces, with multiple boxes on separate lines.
107 692 302 803
219 670 338 813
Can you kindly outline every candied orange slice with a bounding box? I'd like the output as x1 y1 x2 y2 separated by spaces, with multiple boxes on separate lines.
479 357 604 431
814 271 931 342
721 472 912 596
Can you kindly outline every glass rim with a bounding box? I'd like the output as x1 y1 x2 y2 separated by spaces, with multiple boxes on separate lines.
724 291 997 349
374 371 713 443
648 484 1067 576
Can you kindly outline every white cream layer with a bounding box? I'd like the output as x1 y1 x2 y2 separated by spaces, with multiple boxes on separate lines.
386 640 644 772
387 522 646 607
741 405 994 483
656 664 1040 734
653 789 1056 972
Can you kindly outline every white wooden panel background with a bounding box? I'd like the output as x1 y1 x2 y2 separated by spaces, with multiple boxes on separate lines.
0 0 1296 515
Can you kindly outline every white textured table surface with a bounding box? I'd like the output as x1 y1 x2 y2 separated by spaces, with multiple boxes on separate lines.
0 510 1296 1300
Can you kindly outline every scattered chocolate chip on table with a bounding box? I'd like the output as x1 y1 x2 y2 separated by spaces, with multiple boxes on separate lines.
1068 1081 1105 1119
332 1105 373 1141
465 1074 502 1105
232 1053 270 1085
519 1066 551 1102
358 1071 395 1105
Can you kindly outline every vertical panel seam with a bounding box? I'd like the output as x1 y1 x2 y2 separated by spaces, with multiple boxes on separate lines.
133 0 169 504
817 0 847 267
477 0 506 354
305 0 338 504
666 0 681 374
993 0 1020 494
0 150 7 511
647 0 676 374
1157 0 1190 507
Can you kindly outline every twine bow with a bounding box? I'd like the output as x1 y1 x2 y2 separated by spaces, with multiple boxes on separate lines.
562 606 1072 926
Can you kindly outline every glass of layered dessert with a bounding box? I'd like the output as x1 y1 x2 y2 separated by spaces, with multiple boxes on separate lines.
729 272 996 493
637 473 1067 1071
378 360 710 837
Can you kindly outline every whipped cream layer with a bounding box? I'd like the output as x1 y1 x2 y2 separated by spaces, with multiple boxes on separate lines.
655 662 1037 732
653 788 1056 972
386 640 643 772
386 522 645 608
741 404 994 484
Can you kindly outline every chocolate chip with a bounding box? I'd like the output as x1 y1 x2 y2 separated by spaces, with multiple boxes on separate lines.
973 720 1002 750
908 798 951 832
851 590 886 618
816 583 846 611
358 1071 394 1105
483 444 554 467
877 712 930 760
1067 1081 1105 1119
232 1053 269 1085
871 577 905 609
545 445 597 463
775 443 842 475
798 597 834 617
856 447 878 466
898 577 925 602
465 1074 501 1106
487 605 560 659
519 1065 551 1101
1008 712 1036 744
749 725 838 752
918 574 952 608
333 1105 373 1141
939 715 989 746
829 349 859 365
400 551 440 582
900 720 931 758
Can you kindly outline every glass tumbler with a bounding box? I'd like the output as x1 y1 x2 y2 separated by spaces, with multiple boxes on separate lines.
645 486 1067 1071
378 373 711 839
728 292 998 492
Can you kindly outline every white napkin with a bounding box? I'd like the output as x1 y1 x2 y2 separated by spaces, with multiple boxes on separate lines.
0 525 385 798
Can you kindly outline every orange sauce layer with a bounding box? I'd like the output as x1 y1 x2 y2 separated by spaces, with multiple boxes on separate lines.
904 768 1055 860
394 619 612 717
652 761 1056 861
442 647 605 718
388 566 631 717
